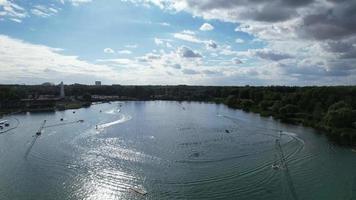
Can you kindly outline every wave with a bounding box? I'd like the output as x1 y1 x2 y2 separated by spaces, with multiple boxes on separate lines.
105 108 121 114
97 115 132 129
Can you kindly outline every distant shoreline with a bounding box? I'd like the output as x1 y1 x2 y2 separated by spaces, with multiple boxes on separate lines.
1 85 355 145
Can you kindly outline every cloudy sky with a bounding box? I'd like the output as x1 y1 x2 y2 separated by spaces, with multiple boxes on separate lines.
0 0 355 85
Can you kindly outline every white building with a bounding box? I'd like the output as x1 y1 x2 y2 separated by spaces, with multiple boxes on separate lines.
60 81 65 99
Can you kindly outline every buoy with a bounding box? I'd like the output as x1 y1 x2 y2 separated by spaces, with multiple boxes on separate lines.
60 118 64 121
225 129 230 133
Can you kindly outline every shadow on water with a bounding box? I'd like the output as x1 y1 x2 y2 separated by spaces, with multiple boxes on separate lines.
24 135 40 159
24 119 85 158
24 120 46 158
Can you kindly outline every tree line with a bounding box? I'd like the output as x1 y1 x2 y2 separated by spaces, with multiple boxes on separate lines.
1 84 355 145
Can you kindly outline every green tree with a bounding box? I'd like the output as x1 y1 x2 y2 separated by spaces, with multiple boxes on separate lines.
323 107 355 128
82 93 92 102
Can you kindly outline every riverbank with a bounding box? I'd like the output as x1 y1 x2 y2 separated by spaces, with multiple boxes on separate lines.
0 101 90 116
1 85 355 145
1 97 355 146
221 97 356 146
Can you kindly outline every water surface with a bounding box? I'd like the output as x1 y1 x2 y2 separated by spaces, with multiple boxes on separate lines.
0 101 355 200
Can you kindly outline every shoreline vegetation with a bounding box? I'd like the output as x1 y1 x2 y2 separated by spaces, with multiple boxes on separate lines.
1 84 355 145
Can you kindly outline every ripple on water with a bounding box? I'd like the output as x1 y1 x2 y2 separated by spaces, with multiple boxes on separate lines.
4 103 347 200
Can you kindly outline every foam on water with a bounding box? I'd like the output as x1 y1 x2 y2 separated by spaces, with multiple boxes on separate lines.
97 114 132 129
105 108 120 115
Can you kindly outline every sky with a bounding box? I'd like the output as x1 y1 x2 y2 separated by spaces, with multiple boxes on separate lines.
0 0 355 86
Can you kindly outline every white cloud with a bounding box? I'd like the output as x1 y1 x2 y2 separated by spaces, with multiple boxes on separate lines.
96 58 132 65
166 42 173 48
125 44 138 48
200 23 214 31
0 35 219 85
154 37 173 48
232 58 243 64
0 0 27 22
117 50 132 54
0 35 118 84
0 0 91 22
182 30 195 35
129 0 356 84
235 38 244 43
31 5 58 18
178 46 202 58
173 32 202 43
9 18 21 23
159 22 170 26
253 49 293 61
103 48 115 54
154 38 164 45
173 31 218 50
206 40 218 49
2 0 355 85
182 68 199 75
69 0 92 6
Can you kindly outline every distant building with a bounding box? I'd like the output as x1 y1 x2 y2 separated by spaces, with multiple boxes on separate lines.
60 81 65 99
95 81 101 86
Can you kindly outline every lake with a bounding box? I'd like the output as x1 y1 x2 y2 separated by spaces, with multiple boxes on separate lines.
0 101 355 200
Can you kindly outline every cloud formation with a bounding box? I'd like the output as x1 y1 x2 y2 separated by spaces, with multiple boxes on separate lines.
178 46 202 58
140 0 356 84
0 0 27 22
117 50 132 54
1 0 356 85
31 5 58 18
253 49 293 61
0 35 117 84
104 48 115 54
200 23 214 31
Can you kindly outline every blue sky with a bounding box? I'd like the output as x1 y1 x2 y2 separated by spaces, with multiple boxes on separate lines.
0 0 355 85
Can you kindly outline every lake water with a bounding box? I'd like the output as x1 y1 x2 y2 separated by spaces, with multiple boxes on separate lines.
1 101 356 200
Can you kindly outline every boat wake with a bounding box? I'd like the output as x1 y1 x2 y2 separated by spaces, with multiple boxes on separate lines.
97 115 132 129
105 108 121 115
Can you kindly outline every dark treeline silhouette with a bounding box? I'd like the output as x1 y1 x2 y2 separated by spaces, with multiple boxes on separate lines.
1 84 356 145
